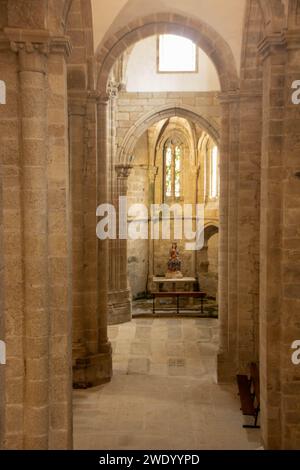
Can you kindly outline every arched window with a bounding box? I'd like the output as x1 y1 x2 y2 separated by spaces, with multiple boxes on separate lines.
164 138 182 200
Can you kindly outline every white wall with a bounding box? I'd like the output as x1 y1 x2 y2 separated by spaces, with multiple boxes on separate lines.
126 36 220 92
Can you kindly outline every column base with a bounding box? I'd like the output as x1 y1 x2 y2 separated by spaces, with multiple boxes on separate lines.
108 289 132 325
73 346 112 389
217 351 237 383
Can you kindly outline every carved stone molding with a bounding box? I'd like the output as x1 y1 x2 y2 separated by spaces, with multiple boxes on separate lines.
115 164 133 179
0 28 72 58
258 30 300 61
107 80 120 100
49 36 72 57
258 32 287 60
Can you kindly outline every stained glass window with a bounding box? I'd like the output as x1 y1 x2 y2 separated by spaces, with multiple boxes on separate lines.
175 146 181 198
165 146 172 198
164 140 182 199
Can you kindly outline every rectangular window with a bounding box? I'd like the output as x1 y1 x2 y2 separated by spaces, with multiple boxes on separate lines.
158 35 197 73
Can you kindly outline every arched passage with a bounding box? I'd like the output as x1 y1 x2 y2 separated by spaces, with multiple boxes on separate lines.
118 105 220 165
95 13 239 94
204 224 219 245
93 10 239 382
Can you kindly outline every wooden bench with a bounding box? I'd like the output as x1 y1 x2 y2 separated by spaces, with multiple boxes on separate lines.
152 291 207 315
236 362 260 429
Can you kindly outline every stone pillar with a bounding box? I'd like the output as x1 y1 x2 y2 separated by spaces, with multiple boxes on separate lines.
258 30 300 450
217 92 240 382
236 92 262 372
69 90 105 388
147 166 159 292
17 40 50 450
258 34 286 450
46 37 73 450
0 29 73 449
0 32 25 450
95 95 112 380
108 164 133 325
106 80 133 325
280 29 300 450
68 96 88 370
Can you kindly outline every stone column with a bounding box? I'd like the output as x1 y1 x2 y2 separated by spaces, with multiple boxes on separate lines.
106 80 133 325
1 20 78 449
147 166 159 292
16 40 50 450
95 95 112 380
280 29 300 450
217 92 240 382
0 32 25 450
236 91 262 372
0 30 73 449
69 90 105 388
4 32 73 449
68 95 88 370
258 30 300 450
108 164 133 325
258 34 286 450
46 37 73 449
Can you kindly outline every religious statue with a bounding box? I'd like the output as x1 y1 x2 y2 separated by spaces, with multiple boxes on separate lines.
166 243 183 279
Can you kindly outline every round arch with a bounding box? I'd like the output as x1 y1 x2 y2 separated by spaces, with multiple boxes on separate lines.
204 224 219 247
95 12 239 94
117 105 220 165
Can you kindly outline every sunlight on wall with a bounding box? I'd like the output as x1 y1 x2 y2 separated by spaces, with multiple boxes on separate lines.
158 35 197 72
126 36 220 92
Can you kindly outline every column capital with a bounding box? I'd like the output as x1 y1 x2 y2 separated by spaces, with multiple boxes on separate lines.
97 81 120 104
0 28 72 58
115 164 133 179
49 35 72 57
107 80 120 100
258 31 300 59
258 32 287 60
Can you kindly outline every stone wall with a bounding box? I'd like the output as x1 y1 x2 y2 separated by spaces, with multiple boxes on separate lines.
116 91 220 154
